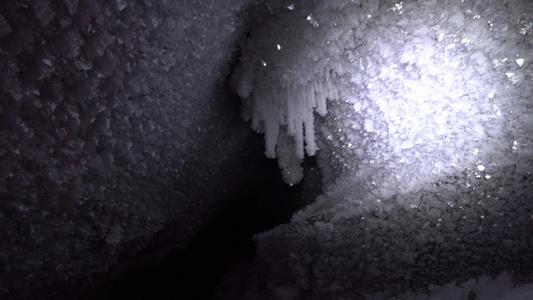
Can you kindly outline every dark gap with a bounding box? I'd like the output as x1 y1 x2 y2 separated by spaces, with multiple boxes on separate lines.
104 155 321 300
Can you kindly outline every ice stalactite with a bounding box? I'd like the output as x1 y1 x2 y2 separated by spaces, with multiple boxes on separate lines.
235 75 339 184
231 0 368 184
235 78 329 185
240 82 328 159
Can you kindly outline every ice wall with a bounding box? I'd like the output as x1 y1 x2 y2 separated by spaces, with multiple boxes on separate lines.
244 0 533 298
0 0 257 297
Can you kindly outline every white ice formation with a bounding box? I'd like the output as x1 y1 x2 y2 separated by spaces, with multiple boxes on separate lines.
244 0 533 298
231 0 370 184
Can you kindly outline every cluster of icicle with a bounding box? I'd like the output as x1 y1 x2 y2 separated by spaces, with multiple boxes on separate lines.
240 81 330 159
231 0 368 184
233 75 334 185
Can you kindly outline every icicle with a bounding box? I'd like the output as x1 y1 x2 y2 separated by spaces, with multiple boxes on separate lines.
275 88 286 125
286 87 297 136
235 67 333 184
264 98 280 158
294 118 304 159
304 95 317 156
276 127 304 185
315 80 327 116
250 94 262 132
308 84 317 109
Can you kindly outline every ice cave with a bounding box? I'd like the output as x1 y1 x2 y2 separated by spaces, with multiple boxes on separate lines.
1 0 532 299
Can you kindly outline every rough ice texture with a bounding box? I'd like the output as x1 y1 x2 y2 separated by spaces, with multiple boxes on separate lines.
0 0 258 298
246 0 533 298
397 272 533 300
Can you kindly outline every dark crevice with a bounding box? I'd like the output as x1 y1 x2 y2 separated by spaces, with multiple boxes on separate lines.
103 155 322 300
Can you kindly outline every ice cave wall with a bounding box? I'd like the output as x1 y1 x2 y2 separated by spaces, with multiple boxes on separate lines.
1 0 533 298
0 0 260 298
230 0 533 298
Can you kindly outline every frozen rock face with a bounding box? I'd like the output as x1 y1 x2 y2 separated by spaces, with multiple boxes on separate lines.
0 0 258 298
243 0 533 298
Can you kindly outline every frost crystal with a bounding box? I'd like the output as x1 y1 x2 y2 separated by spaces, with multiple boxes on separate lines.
116 0 127 11
306 14 319 28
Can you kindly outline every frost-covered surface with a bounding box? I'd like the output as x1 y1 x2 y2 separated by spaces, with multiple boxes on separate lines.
0 0 257 298
243 0 533 298
396 272 533 300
